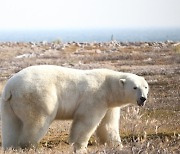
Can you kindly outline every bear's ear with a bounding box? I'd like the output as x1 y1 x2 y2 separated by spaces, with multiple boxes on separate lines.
119 79 126 86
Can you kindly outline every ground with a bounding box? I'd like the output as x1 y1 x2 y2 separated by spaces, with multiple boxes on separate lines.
0 41 179 153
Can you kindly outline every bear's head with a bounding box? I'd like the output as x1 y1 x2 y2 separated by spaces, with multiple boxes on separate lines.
120 75 149 106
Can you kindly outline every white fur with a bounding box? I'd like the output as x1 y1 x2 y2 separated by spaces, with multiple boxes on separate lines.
0 65 149 152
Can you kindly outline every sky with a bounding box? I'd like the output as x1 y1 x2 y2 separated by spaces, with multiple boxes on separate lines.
0 0 180 30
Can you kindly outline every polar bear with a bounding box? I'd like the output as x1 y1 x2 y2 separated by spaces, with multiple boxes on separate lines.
1 65 149 152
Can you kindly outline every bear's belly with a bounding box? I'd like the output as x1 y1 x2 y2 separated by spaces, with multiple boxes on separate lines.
55 104 78 120
55 93 82 120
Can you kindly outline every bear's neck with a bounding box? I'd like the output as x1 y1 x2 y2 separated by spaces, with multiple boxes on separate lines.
106 75 130 108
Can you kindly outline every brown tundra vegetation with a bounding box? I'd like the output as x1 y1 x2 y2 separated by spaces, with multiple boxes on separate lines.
0 41 179 153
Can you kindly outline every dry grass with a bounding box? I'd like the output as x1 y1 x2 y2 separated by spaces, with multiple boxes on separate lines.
0 41 179 153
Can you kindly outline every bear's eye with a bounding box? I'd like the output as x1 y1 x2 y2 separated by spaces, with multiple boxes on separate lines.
145 87 147 89
133 87 137 90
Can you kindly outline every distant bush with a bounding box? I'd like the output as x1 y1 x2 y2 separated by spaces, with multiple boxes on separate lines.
52 39 62 44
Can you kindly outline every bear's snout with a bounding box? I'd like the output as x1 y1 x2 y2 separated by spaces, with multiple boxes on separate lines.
140 97 146 102
137 97 146 106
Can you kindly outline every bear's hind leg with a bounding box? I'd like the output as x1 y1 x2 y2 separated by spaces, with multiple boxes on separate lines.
1 101 22 150
96 108 123 148
18 116 51 149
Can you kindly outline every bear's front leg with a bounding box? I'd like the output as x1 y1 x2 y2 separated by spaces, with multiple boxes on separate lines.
69 105 107 153
96 107 123 148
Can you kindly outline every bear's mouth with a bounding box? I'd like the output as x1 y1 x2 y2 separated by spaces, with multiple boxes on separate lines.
137 101 145 107
137 97 147 107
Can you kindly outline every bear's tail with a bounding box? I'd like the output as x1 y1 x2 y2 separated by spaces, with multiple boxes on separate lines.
0 83 12 120
1 83 12 102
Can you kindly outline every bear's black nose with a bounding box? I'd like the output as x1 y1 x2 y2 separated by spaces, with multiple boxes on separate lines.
140 97 146 102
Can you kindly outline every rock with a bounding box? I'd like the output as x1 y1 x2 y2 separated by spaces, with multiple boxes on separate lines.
15 53 36 59
143 58 152 62
95 49 102 54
